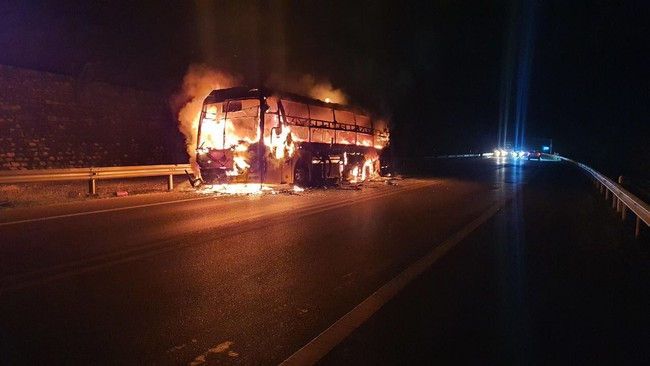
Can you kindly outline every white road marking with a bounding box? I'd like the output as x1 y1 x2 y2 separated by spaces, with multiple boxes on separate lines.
0 196 213 226
167 344 186 352
189 341 236 365
279 198 508 366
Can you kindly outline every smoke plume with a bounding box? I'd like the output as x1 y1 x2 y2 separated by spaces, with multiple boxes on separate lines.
171 64 241 169
266 73 348 105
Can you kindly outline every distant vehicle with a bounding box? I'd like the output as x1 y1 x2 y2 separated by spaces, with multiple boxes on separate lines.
493 148 512 158
527 150 541 160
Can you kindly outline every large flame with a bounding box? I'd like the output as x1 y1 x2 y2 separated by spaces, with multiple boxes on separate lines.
199 109 300 178
341 152 380 183
265 124 298 160
174 64 241 172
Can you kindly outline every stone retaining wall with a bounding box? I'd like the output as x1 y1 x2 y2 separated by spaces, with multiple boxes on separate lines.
0 64 186 170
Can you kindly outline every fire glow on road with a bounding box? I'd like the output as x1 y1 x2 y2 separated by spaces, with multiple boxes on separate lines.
0 179 435 292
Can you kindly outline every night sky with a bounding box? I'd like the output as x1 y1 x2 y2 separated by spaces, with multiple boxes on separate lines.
1 0 648 179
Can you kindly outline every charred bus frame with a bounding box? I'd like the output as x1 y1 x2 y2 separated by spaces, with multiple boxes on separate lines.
194 87 389 186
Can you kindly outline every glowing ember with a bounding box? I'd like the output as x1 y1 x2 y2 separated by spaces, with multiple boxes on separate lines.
293 186 305 192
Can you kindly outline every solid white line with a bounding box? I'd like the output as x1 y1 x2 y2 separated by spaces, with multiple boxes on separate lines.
278 199 507 366
0 196 213 226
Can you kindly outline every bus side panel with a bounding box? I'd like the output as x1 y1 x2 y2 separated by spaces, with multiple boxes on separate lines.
264 154 294 184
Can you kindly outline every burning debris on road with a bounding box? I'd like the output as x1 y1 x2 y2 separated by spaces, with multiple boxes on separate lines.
192 175 401 197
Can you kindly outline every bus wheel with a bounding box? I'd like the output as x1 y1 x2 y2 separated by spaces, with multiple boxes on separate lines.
294 161 310 187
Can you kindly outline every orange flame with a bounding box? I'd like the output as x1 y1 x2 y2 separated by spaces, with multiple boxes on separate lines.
175 64 241 172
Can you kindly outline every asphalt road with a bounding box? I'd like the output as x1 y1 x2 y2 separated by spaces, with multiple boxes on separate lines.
1 157 647 365
319 158 650 365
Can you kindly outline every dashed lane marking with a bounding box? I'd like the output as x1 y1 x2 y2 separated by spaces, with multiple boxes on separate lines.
279 197 509 366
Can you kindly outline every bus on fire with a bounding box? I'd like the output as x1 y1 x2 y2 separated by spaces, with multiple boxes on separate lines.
193 87 389 186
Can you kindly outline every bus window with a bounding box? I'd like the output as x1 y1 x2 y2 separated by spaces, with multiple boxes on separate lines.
199 103 226 150
355 114 371 128
335 110 355 125
225 99 259 145
199 99 260 150
311 128 334 144
310 105 334 122
335 110 356 144
277 99 309 141
282 100 310 123
291 126 309 141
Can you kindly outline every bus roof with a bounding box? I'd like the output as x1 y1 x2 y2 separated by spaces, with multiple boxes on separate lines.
203 86 365 115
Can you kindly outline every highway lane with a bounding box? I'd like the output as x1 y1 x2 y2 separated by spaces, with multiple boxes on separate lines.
0 180 437 283
1 158 540 365
319 160 650 365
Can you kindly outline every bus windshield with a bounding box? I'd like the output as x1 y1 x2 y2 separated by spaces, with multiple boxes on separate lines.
199 99 260 150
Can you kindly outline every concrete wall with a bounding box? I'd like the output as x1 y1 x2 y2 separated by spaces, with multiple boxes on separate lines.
0 64 186 170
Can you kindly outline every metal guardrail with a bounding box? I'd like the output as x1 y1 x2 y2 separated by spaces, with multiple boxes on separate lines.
0 164 192 194
559 156 650 238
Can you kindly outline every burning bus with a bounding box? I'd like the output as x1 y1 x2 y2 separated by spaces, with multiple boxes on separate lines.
193 87 389 186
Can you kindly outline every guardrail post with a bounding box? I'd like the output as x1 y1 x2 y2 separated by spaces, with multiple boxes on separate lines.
559 156 648 240
88 179 96 195
167 174 174 191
